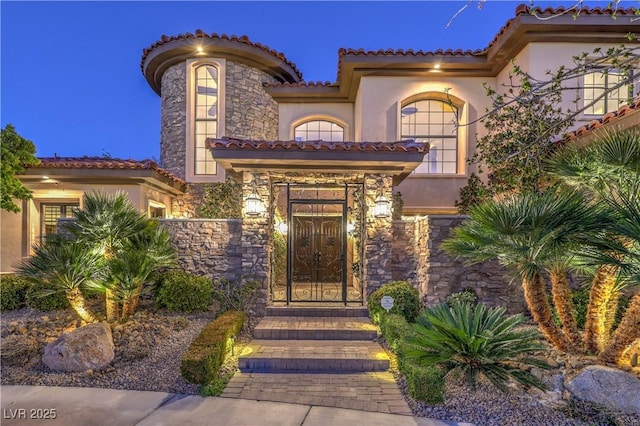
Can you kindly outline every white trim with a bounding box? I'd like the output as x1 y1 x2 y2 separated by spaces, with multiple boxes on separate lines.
185 58 226 183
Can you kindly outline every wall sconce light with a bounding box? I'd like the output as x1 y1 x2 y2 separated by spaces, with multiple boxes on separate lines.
276 222 288 234
374 180 390 218
245 187 263 216
347 222 355 235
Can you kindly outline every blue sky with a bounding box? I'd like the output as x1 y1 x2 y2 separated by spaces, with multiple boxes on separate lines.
1 1 630 160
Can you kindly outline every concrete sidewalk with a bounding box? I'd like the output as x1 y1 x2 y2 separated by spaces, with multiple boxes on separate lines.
0 386 472 426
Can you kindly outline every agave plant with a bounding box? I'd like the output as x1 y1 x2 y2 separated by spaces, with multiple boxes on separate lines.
17 238 102 323
404 303 549 392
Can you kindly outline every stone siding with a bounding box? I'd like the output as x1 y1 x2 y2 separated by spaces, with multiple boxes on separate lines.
160 219 242 280
363 175 394 295
160 62 187 179
225 62 279 141
393 215 524 313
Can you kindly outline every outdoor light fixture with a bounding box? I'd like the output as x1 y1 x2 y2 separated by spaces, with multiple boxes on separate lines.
347 222 355 235
245 189 263 215
196 46 204 54
276 222 288 234
374 180 390 218
245 180 264 216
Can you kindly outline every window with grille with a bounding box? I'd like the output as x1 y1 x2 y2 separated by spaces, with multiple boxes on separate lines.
583 69 633 115
401 99 458 174
40 203 78 242
294 120 344 142
194 64 218 175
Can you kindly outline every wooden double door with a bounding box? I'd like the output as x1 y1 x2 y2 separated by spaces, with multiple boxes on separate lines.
289 202 346 302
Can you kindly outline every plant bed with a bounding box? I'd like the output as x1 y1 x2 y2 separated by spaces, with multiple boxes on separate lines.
0 294 243 394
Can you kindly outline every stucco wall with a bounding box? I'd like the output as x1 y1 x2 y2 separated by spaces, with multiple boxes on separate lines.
278 103 354 140
1 208 25 273
160 219 242 280
355 76 492 212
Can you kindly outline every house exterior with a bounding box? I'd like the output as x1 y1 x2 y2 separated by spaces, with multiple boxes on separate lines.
2 5 638 311
0 158 186 273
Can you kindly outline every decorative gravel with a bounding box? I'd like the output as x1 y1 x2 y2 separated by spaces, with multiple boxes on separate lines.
0 296 251 395
2 304 639 426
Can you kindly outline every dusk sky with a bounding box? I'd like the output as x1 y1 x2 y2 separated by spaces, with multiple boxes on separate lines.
1 1 630 161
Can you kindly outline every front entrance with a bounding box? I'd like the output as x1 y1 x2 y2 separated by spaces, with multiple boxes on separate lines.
271 183 364 305
290 202 345 302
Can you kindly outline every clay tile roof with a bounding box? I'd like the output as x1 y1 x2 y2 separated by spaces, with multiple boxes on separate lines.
31 156 186 186
564 97 640 142
141 31 303 80
209 137 427 153
264 80 336 88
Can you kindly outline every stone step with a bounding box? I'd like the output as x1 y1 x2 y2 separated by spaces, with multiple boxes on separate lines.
265 306 369 318
238 340 390 373
253 317 377 340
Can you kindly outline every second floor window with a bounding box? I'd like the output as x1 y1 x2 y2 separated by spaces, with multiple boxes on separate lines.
194 65 218 175
583 69 633 115
294 120 344 142
401 99 458 174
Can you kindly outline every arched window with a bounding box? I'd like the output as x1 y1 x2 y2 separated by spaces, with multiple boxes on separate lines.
294 120 344 142
194 64 218 175
401 99 458 174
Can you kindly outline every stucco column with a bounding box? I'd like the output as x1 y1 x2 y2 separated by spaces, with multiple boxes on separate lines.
241 171 271 314
363 174 394 300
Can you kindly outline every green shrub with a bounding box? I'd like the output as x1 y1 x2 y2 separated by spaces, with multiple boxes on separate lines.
156 271 212 312
403 362 445 404
379 313 416 353
368 281 420 325
446 287 478 308
212 279 258 313
181 310 245 384
26 281 69 311
405 303 549 392
0 275 30 311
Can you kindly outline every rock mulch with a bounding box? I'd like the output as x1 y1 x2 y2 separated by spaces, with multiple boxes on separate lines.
0 301 219 395
2 304 639 426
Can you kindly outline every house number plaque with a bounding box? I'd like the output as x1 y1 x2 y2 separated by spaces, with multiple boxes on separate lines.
381 296 394 312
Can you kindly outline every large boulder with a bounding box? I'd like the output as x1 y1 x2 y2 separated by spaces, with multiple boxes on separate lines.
565 365 640 416
43 322 115 372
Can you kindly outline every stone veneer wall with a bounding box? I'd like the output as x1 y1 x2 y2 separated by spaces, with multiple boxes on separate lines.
160 61 279 218
392 215 524 314
160 62 187 179
160 219 242 280
362 175 394 295
225 62 279 140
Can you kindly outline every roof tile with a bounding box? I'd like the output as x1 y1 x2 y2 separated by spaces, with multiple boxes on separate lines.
209 137 427 153
31 157 186 186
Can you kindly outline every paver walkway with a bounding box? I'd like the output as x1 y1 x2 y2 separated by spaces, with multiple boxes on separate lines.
224 307 413 416
222 372 412 415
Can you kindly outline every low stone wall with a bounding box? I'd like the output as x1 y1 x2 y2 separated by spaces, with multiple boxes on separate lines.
393 215 524 314
160 219 242 281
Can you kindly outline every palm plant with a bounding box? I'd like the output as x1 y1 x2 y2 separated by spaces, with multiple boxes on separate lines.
546 128 640 354
104 224 177 320
17 238 102 323
442 189 603 352
404 303 548 392
66 190 148 320
577 180 640 363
